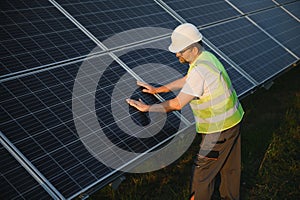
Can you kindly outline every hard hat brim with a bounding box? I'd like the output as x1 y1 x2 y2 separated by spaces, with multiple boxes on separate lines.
168 38 201 53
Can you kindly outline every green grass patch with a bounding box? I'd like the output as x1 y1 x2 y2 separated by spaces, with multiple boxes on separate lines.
245 74 300 199
248 107 300 199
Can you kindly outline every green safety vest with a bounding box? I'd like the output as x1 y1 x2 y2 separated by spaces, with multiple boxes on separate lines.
187 51 244 134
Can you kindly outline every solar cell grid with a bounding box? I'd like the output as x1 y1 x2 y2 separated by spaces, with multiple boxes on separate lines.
274 0 298 4
56 0 180 48
75 52 192 157
114 43 188 83
1 50 194 198
0 0 97 77
1 60 110 198
282 1 300 19
162 0 240 26
0 143 52 200
249 7 300 58
227 0 275 13
201 17 296 84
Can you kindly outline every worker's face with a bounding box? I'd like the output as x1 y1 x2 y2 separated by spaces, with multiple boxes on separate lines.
176 46 195 64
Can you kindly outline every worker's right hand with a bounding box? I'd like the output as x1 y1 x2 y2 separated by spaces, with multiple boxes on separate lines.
137 81 157 94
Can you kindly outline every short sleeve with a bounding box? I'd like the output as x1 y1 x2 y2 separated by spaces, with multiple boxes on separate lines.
181 67 205 97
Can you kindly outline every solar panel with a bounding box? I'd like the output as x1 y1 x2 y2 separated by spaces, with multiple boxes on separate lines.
249 7 300 58
1 0 299 199
0 142 53 199
0 49 195 198
274 0 297 4
55 0 180 49
227 0 275 13
282 1 300 19
201 17 296 84
0 0 98 77
0 57 114 199
161 0 241 27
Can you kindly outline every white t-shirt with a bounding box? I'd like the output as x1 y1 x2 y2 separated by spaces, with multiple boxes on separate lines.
181 65 221 98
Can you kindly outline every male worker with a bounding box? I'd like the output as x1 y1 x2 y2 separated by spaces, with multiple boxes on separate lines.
127 23 244 200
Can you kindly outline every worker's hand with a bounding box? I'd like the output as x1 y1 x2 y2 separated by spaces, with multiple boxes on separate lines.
126 98 150 112
137 81 157 94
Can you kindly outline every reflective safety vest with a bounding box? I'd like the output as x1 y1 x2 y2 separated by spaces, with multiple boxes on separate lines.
187 51 244 134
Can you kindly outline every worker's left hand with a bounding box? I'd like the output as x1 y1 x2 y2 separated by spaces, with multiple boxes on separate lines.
137 81 157 94
126 98 150 112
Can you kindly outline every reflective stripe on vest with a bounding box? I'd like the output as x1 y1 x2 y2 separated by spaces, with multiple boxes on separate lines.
187 51 244 133
193 99 240 124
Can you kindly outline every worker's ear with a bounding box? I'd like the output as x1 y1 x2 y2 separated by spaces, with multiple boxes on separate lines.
191 46 198 55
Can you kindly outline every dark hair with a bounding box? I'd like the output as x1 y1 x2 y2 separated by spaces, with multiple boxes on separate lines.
189 41 204 52
198 40 203 47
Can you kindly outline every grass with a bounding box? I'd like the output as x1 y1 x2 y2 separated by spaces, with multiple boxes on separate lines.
248 107 299 199
89 64 299 200
240 64 300 199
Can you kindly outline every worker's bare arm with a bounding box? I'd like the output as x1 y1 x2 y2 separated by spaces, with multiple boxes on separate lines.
162 76 187 92
126 91 194 113
137 75 187 94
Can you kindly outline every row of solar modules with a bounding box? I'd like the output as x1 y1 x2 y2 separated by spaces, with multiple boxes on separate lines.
1 0 299 199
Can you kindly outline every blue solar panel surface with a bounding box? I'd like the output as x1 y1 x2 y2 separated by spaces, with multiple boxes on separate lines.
249 7 300 57
0 143 52 199
0 51 192 198
201 17 296 83
56 0 180 48
162 0 240 26
0 0 97 77
228 0 275 13
275 0 298 3
283 1 300 19
1 0 299 199
1 58 114 198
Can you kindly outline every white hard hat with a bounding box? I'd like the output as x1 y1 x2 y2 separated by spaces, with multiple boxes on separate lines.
168 23 203 53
